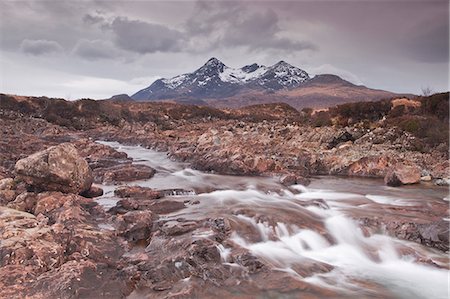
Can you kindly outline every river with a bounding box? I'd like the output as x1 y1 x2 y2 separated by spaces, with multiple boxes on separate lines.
97 141 449 299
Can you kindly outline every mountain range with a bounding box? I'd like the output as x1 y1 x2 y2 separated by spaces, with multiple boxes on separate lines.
127 58 411 109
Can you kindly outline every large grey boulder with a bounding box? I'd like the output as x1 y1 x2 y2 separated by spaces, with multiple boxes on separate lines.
15 143 93 194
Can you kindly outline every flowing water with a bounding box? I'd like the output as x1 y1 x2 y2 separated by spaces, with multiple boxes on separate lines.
97 141 449 299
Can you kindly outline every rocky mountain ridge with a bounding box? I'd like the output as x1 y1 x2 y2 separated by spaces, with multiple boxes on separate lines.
130 58 411 109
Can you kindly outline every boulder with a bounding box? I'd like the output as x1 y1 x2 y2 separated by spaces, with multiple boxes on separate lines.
14 143 93 194
0 178 15 190
117 210 155 241
101 164 155 183
279 173 311 186
114 186 161 199
384 164 421 187
81 185 104 198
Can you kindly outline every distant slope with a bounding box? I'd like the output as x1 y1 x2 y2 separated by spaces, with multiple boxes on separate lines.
206 75 412 109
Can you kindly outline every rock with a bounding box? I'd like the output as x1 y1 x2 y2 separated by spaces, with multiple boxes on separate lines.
160 221 198 236
117 210 155 241
81 185 104 198
434 178 449 186
384 164 421 186
417 220 449 252
0 178 15 190
0 190 17 205
0 207 63 273
326 130 354 149
347 156 392 177
14 143 93 194
102 164 155 183
114 186 161 199
7 192 37 213
279 173 311 186
420 175 432 182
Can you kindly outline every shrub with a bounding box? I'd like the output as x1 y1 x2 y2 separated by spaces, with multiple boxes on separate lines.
330 99 392 124
311 111 332 127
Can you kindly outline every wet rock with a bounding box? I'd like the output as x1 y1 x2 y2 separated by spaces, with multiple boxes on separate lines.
14 143 93 194
101 164 155 183
208 217 231 242
109 199 139 214
235 252 265 273
279 173 310 186
160 221 198 236
188 238 222 263
81 185 104 198
110 196 186 215
114 186 161 199
117 210 155 242
384 163 421 186
417 221 449 252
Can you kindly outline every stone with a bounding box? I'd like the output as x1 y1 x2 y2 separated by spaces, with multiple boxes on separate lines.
0 178 15 190
384 164 421 186
279 173 311 186
114 186 161 199
102 164 155 183
81 185 104 198
7 192 37 213
117 210 155 241
14 143 93 194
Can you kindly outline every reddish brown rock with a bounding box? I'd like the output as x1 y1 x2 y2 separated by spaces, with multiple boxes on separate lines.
114 186 161 199
116 210 155 241
81 185 104 198
14 143 93 194
279 173 311 186
384 163 421 186
101 164 155 183
6 192 37 213
0 190 17 205
0 178 15 190
347 155 392 177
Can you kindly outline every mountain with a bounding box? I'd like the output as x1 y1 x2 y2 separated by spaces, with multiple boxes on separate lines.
132 58 310 101
130 58 412 109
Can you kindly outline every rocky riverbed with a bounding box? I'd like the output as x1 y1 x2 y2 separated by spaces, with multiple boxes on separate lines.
0 94 448 298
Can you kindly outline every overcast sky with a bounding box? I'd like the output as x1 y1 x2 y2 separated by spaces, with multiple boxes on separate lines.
0 0 448 99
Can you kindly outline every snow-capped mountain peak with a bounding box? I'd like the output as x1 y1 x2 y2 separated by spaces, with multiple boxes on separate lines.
132 58 311 100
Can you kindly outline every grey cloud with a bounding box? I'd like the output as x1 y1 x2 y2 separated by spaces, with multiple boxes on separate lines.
184 2 317 53
83 12 106 25
404 22 449 63
72 39 119 60
20 39 64 55
221 9 317 51
110 17 184 54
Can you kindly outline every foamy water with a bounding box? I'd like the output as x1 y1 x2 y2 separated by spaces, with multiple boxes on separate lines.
97 141 450 299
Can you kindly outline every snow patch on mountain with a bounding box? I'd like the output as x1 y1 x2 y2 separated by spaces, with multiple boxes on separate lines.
219 64 268 84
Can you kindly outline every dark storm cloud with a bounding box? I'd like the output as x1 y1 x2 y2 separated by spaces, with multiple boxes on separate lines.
109 17 185 54
72 39 118 60
20 39 63 55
